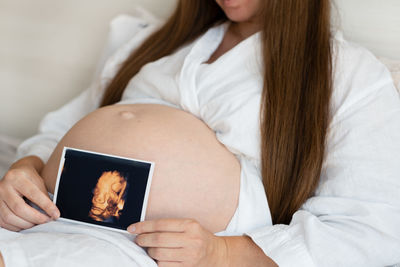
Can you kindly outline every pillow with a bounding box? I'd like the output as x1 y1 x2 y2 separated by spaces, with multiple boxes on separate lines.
379 57 400 93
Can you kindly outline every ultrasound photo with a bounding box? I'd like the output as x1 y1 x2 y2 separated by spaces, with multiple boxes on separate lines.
53 147 154 233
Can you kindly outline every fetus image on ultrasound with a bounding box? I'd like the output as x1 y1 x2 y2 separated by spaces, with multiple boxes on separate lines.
88 171 128 222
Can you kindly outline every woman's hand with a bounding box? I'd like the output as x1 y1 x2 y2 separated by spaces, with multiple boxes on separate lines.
128 218 229 267
0 156 59 231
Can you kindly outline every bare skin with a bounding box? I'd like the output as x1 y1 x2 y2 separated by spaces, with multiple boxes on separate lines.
206 21 261 64
41 104 241 233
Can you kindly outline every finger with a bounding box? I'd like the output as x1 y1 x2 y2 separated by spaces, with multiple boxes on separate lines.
135 232 186 248
14 179 59 219
147 247 185 262
3 188 50 225
158 261 182 267
0 216 22 232
0 202 27 231
128 218 198 234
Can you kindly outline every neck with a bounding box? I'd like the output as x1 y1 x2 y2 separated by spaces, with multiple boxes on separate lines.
230 20 261 40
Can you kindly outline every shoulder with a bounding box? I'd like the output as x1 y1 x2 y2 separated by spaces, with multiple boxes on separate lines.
330 31 396 121
331 31 391 83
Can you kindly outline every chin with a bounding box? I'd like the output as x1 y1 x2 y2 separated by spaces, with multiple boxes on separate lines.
224 10 257 23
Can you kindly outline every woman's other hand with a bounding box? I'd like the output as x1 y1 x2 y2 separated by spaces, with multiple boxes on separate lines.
0 156 59 231
128 218 229 267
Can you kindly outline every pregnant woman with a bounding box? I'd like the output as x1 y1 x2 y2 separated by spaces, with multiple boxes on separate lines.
1 0 400 266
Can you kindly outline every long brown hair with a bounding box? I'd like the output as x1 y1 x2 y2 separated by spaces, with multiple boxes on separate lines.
100 0 333 224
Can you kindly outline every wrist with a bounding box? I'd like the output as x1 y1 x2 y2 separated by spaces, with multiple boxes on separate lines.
11 155 44 173
214 236 230 267
0 252 4 267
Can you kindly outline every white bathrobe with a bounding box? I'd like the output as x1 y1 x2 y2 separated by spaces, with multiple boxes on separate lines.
2 12 400 267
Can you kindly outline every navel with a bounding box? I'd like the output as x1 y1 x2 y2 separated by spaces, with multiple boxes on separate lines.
118 110 136 120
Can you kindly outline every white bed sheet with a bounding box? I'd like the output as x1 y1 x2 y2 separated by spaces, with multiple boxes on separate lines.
0 221 157 267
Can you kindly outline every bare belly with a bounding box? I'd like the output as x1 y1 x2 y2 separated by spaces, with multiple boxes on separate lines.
41 104 240 233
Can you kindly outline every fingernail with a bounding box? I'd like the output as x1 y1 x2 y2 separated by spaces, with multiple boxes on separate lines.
127 225 136 233
52 210 60 219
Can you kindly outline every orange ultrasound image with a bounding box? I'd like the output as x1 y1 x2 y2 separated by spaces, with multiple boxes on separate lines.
89 171 128 222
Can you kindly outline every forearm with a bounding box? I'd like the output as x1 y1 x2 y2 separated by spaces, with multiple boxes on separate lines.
223 236 278 267
0 252 4 267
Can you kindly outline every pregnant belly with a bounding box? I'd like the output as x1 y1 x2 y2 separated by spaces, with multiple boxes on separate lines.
41 104 240 233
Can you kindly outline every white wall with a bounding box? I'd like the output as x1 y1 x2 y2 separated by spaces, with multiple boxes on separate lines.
0 0 399 139
0 0 177 138
334 0 400 60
